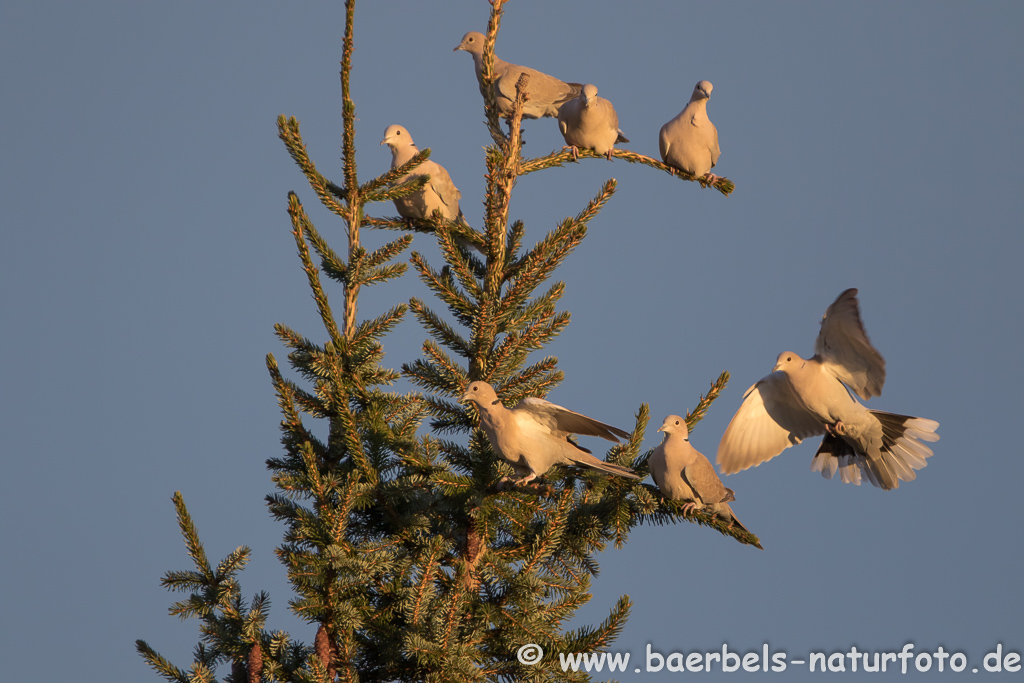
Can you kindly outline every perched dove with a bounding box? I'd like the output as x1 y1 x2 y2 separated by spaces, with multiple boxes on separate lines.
659 80 721 184
454 31 582 119
460 381 640 484
380 125 479 253
557 84 629 160
717 289 940 490
649 415 752 534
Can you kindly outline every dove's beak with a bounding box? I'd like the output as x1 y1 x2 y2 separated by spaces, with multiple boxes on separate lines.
453 45 462 52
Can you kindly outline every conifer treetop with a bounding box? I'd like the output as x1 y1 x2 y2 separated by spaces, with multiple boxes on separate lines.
139 2 758 681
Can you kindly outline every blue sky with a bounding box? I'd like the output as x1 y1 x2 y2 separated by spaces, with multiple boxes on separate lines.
1 1 1021 680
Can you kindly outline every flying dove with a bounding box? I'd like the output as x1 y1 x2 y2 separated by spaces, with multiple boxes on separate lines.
380 125 480 253
659 80 721 184
460 381 640 484
557 84 629 160
454 31 582 119
649 415 752 533
717 289 940 490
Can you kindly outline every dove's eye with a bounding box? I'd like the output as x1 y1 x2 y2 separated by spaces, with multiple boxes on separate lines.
786 356 792 362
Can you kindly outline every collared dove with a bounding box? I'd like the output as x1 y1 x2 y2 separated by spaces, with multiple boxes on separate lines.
454 31 582 119
557 84 629 160
649 415 752 533
659 80 721 184
460 381 640 484
717 289 940 490
380 125 480 253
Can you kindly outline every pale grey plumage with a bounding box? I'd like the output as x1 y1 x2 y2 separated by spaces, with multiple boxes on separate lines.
649 415 751 534
717 289 940 490
460 381 639 484
557 84 629 160
815 288 886 400
454 31 582 119
659 80 721 182
380 125 480 253
381 125 463 223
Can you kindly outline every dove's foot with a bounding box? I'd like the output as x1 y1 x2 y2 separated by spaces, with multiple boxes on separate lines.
561 145 580 161
513 473 538 486
703 173 720 186
825 420 847 437
605 149 614 161
681 501 700 516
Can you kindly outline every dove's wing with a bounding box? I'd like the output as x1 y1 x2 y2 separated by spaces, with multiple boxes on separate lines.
658 124 672 162
717 373 826 474
495 66 581 117
709 121 721 167
516 397 629 441
420 160 461 216
815 288 886 400
586 97 623 153
682 454 733 505
594 98 619 132
556 97 580 136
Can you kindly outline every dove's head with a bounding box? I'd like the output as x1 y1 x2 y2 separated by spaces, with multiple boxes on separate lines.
657 415 690 441
454 31 486 55
381 124 415 150
460 381 499 407
581 84 599 107
773 351 806 373
690 80 714 102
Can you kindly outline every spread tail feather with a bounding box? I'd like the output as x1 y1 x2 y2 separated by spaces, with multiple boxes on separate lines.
810 412 939 490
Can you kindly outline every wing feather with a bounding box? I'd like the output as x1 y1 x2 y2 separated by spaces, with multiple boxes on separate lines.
516 397 629 441
682 456 732 505
717 373 824 474
815 288 886 400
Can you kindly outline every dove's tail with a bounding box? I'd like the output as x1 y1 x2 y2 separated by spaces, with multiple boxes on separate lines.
810 433 868 485
568 451 641 480
811 412 939 490
712 503 763 550
870 411 940 489
447 211 485 255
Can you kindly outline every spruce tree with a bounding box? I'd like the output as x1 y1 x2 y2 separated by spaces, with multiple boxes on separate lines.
137 2 756 681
